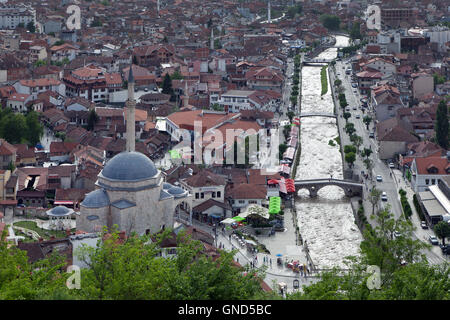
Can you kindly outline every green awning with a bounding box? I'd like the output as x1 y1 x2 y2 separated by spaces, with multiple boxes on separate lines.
232 216 245 222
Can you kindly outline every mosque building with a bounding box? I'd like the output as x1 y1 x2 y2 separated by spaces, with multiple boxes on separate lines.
76 65 189 235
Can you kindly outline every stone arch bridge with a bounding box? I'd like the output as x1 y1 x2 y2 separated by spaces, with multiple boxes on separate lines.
294 178 364 198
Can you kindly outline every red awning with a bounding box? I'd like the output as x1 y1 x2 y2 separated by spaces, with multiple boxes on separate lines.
267 179 279 185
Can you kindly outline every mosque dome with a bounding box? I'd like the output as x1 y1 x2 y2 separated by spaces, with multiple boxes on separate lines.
163 183 173 190
167 186 187 198
81 189 110 208
46 205 74 216
101 152 158 182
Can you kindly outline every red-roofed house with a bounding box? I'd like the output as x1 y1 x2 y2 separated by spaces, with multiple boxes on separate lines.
410 156 450 192
6 93 32 113
63 64 123 103
50 142 79 162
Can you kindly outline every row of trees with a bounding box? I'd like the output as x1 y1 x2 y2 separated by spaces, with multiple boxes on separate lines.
290 55 301 108
0 227 269 300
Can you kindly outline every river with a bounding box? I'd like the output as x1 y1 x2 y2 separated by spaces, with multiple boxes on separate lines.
295 36 363 269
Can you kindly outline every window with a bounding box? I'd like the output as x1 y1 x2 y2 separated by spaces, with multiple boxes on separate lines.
217 191 221 198
212 192 216 198
238 200 245 204
425 179 429 185
201 193 204 199
249 200 257 204
431 179 435 185
195 193 199 199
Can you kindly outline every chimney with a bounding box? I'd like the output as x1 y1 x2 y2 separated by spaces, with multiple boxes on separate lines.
39 237 43 242
119 231 126 240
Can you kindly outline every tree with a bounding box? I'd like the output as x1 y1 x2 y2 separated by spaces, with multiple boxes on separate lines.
350 134 363 153
289 207 440 300
345 122 355 135
26 21 35 33
290 95 297 107
433 221 450 246
74 229 266 299
162 74 175 101
435 100 449 150
363 158 373 178
349 22 361 40
279 144 288 161
319 14 341 31
361 147 373 159
87 109 99 131
343 112 351 123
334 79 342 86
171 71 183 80
25 111 44 146
344 145 356 154
369 188 382 215
363 116 372 130
0 112 27 144
345 152 356 168
287 111 295 122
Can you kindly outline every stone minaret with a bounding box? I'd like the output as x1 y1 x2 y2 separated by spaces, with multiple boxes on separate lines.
210 28 214 50
157 0 160 15
126 65 136 152
183 80 189 108
268 0 271 24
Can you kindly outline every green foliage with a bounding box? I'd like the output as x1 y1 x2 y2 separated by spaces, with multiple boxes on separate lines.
289 207 444 300
0 228 268 300
435 100 449 150
349 22 361 40
361 147 373 159
162 73 174 97
399 190 413 219
363 116 372 130
171 71 183 80
287 111 295 122
0 109 43 146
412 194 425 221
319 14 341 31
53 40 65 46
320 66 328 95
433 221 450 246
279 143 288 161
345 122 355 135
345 152 356 167
344 144 356 154
87 109 99 131
286 4 303 19
343 112 351 123
26 21 35 33
34 60 47 67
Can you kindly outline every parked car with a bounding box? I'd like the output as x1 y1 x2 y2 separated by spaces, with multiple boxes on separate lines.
351 83 357 88
421 221 428 229
440 244 450 255
376 175 383 182
429 235 439 245
381 192 388 201
355 114 360 119
353 106 357 110
389 162 395 168
17 203 26 208
369 132 375 138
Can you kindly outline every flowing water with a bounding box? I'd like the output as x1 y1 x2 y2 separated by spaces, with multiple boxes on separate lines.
295 36 363 269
